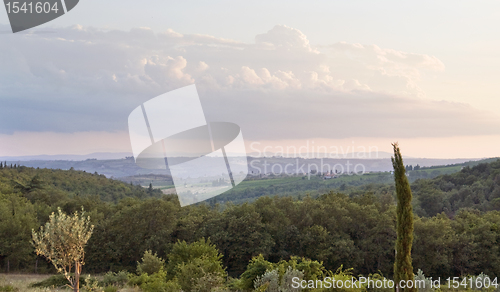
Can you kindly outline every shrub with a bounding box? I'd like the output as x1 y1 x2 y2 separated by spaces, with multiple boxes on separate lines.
280 267 305 292
83 276 103 292
238 255 274 290
254 269 279 292
166 238 222 278
137 250 165 275
254 267 304 292
101 271 129 287
128 273 149 287
176 257 226 292
141 280 181 292
414 269 433 292
128 268 180 292
192 272 226 292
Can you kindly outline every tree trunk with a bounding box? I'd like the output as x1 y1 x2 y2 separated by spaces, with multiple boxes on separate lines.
74 262 80 292
7 259 9 273
35 258 38 274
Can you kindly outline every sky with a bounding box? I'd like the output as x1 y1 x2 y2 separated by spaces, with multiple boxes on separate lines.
1 0 500 158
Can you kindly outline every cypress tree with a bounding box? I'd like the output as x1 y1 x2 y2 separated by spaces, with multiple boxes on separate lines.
392 143 416 292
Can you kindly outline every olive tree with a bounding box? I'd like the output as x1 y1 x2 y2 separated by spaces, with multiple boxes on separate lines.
32 208 94 292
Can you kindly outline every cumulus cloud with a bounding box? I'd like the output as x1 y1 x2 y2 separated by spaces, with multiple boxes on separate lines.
325 42 445 97
0 23 498 143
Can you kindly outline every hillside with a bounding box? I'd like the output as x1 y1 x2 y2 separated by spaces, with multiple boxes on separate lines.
0 165 162 205
411 159 500 216
2 162 500 279
212 158 499 204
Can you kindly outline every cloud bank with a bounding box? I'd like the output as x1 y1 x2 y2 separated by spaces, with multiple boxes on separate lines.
0 24 498 143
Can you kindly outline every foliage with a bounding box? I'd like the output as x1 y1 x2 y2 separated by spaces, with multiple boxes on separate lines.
167 238 227 291
83 275 103 292
101 270 129 287
414 269 433 292
238 255 274 290
0 192 38 271
239 255 323 291
254 269 279 292
191 271 226 292
5 163 500 279
137 250 165 275
254 266 304 292
392 143 415 292
129 267 181 292
32 207 94 292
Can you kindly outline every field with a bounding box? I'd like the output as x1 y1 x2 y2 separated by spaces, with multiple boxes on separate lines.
0 274 141 292
208 163 474 204
135 159 493 204
0 274 53 292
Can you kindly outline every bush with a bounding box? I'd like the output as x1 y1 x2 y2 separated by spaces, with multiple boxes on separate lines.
176 257 226 292
128 273 149 287
192 272 226 292
166 238 222 278
414 269 433 292
137 250 165 275
238 255 274 290
101 271 129 287
254 267 304 292
128 268 181 292
254 269 279 292
83 276 103 292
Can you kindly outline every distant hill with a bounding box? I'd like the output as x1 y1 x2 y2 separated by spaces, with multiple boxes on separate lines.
0 165 163 204
210 158 500 204
411 158 500 216
0 152 132 161
3 155 490 179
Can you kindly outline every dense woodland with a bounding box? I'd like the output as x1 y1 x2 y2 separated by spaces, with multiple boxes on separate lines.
2 161 500 283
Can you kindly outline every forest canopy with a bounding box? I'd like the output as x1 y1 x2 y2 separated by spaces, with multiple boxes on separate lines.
2 161 500 279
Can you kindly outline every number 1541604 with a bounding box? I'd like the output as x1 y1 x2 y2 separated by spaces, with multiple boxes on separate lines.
5 2 59 14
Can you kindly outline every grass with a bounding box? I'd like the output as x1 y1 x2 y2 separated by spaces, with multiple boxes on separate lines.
0 274 141 292
0 274 55 292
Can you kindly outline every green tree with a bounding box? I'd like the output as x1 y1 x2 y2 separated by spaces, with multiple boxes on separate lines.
0 192 38 272
166 238 226 291
137 250 165 275
412 214 453 278
32 208 94 292
202 203 274 274
391 143 415 292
